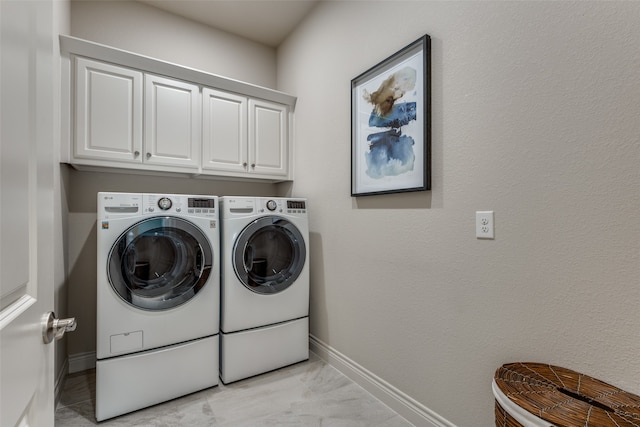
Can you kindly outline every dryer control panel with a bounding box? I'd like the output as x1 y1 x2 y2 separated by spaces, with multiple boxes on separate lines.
142 194 217 218
256 198 307 216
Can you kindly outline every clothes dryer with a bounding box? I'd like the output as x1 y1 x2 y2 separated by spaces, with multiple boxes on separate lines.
96 192 220 421
219 197 309 383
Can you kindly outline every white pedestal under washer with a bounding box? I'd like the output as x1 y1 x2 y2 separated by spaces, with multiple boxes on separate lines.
219 196 309 384
95 192 220 421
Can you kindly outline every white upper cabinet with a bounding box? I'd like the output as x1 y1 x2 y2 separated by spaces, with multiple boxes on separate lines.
61 35 296 181
145 74 200 168
75 57 143 162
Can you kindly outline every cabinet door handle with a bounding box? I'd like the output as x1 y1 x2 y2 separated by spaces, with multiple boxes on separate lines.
251 163 256 168
243 162 248 167
146 152 151 159
134 151 140 157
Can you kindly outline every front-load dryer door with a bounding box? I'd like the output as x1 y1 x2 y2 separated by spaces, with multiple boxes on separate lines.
233 216 306 294
108 217 213 310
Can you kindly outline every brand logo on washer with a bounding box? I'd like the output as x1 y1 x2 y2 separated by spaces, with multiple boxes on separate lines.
101 221 109 229
210 220 216 229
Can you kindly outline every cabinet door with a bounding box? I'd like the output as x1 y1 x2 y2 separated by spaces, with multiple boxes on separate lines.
145 74 200 169
202 88 248 173
75 57 143 162
249 99 288 177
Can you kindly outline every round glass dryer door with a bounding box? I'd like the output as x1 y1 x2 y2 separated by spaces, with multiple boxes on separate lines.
233 216 306 294
108 217 212 310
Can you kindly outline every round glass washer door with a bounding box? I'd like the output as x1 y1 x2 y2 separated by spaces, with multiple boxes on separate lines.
233 216 306 295
108 216 212 311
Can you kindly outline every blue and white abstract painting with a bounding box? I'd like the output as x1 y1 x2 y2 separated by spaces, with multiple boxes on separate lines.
352 41 426 195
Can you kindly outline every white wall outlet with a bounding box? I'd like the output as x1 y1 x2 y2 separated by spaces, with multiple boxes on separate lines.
476 211 494 239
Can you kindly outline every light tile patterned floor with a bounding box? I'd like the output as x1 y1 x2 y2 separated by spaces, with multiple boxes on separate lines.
55 354 413 426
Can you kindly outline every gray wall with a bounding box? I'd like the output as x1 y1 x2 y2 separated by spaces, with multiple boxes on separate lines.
278 2 640 426
70 0 277 88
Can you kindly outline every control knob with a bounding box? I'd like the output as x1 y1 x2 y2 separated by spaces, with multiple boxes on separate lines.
158 197 172 210
266 200 277 211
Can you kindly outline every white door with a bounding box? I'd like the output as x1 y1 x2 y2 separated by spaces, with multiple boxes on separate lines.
1 1 57 426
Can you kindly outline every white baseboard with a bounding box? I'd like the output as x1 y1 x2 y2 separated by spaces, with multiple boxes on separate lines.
68 351 96 373
309 335 456 427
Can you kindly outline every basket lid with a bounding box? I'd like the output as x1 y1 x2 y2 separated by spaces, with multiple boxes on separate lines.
494 363 640 427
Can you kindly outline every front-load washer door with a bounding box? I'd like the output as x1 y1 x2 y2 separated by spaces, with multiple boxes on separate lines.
108 217 212 310
233 216 306 294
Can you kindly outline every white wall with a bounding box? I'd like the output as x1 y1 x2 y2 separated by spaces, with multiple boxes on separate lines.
278 2 640 425
64 0 283 362
70 0 277 88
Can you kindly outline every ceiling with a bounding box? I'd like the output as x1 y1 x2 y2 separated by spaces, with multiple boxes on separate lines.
136 0 320 47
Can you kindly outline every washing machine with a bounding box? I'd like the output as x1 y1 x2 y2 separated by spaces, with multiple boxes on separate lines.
96 192 220 421
219 196 309 383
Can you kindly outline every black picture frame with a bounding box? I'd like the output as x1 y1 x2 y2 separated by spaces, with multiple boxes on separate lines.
351 35 431 197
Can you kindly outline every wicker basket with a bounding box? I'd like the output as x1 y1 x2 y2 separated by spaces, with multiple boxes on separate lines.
493 362 640 426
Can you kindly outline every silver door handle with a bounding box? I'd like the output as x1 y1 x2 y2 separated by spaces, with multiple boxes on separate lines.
42 312 77 344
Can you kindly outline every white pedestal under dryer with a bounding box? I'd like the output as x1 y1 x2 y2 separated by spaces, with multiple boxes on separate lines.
219 197 309 384
95 193 220 421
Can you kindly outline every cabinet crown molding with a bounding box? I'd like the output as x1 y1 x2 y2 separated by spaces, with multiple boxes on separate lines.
59 35 296 108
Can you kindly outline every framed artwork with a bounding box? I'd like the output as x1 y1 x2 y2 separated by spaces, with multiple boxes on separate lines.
351 35 431 197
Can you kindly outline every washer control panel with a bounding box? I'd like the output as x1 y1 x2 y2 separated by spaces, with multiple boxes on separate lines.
143 194 217 218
